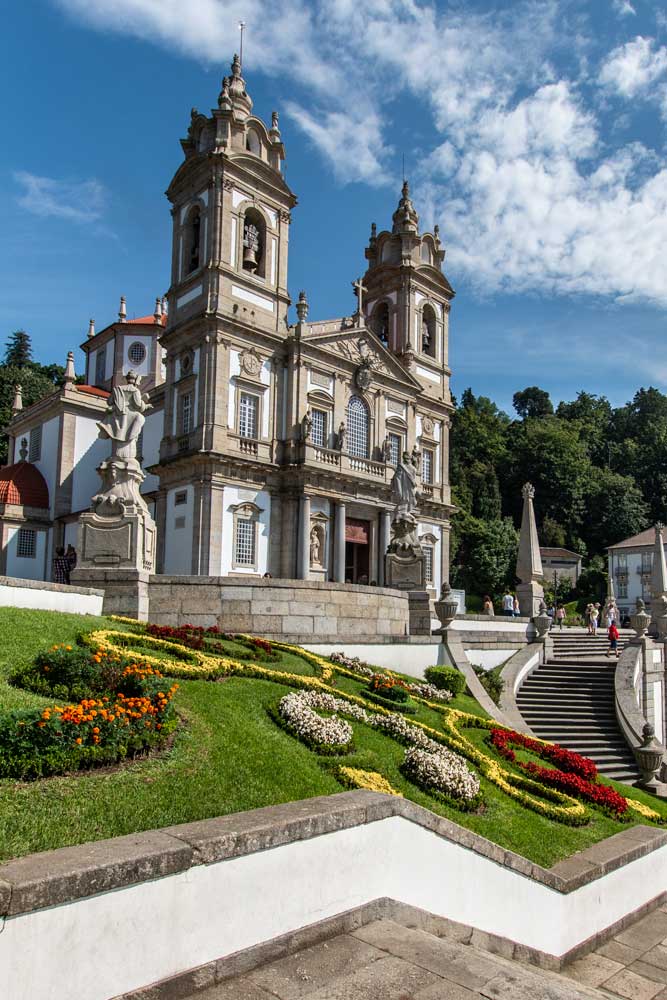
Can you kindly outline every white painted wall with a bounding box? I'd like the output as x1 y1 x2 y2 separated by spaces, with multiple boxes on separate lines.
0 581 103 615
4 814 667 1000
32 416 60 518
465 649 516 670
141 409 162 493
221 486 271 576
303 642 445 675
163 485 194 575
5 527 47 581
71 415 109 513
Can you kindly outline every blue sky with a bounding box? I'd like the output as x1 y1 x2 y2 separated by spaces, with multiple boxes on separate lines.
2 0 667 414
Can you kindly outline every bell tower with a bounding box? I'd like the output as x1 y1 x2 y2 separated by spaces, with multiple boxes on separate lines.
361 182 454 403
164 53 297 336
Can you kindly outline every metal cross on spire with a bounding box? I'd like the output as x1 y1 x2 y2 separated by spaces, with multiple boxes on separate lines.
352 277 368 319
238 21 246 66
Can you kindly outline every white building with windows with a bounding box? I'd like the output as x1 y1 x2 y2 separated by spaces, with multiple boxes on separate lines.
608 527 663 620
1 56 454 595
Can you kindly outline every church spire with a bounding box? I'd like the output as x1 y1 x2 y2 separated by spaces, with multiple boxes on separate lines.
392 180 419 234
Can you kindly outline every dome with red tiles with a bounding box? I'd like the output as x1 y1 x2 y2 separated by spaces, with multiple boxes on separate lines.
0 461 49 509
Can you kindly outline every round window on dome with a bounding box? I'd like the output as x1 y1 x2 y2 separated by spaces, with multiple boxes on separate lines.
128 342 146 365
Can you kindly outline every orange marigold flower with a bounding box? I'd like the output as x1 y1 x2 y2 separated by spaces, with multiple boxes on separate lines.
75 738 82 745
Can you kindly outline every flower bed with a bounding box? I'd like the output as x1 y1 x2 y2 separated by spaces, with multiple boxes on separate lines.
401 746 481 807
1 646 178 780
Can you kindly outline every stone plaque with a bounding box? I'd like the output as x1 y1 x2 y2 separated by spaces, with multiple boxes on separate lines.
386 551 425 591
82 521 132 564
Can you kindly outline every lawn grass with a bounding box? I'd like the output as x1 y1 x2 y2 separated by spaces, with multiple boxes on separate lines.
1 607 666 867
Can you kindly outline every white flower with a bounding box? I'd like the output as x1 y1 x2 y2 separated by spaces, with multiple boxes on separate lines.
278 690 369 748
403 746 480 802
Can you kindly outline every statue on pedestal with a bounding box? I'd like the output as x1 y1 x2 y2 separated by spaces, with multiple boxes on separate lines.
385 451 425 590
76 372 156 573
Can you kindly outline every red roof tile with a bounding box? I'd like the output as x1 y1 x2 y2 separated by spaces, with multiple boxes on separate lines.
0 462 49 508
127 314 167 326
77 385 110 398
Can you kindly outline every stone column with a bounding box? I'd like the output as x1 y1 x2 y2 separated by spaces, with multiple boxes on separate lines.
370 516 378 583
297 495 311 580
333 502 346 583
378 510 391 586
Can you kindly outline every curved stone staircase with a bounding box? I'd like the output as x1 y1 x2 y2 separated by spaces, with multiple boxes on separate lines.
515 630 640 784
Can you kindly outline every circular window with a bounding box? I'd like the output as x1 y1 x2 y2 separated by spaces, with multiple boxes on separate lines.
128 342 146 365
181 353 192 376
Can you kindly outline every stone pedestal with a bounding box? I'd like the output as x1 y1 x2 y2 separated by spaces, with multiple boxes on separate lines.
407 590 432 636
77 505 156 574
385 550 425 591
71 568 150 621
517 581 544 619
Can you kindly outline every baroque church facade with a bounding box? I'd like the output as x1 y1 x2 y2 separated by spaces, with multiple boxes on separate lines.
0 56 454 593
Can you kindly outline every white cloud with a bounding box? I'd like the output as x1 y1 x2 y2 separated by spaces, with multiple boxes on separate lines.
49 0 667 306
14 172 107 223
599 35 667 97
611 0 636 16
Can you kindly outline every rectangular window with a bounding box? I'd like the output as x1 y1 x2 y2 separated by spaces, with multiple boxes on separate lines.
311 408 327 447
174 516 186 530
29 425 42 463
174 490 188 506
239 392 259 439
179 393 192 435
423 545 434 585
388 433 401 466
95 348 106 385
422 448 434 484
642 552 653 574
16 528 36 559
618 579 628 599
235 519 255 566
617 552 627 568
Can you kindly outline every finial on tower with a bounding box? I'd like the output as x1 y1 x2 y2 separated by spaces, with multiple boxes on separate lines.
118 295 127 323
154 298 162 324
232 52 242 77
12 385 23 414
270 110 281 141
161 296 168 318
238 20 246 66
87 318 95 339
64 351 76 387
296 290 309 323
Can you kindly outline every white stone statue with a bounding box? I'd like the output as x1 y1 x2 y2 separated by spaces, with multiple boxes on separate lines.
310 526 321 565
97 372 148 463
390 451 418 516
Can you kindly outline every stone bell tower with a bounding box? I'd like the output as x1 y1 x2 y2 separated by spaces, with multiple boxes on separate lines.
361 181 454 404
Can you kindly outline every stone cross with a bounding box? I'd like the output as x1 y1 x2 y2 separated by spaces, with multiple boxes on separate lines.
352 277 368 318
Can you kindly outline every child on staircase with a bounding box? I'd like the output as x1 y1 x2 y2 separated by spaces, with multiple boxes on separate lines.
606 620 620 659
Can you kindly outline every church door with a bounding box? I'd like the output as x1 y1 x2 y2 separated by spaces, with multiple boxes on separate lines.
344 518 370 584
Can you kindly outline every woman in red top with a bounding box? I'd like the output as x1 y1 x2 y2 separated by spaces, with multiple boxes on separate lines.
607 621 620 659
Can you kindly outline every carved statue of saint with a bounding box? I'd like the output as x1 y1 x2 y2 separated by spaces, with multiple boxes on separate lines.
97 371 148 462
302 408 313 441
337 421 346 451
390 451 418 516
411 444 421 470
310 527 321 565
381 434 392 463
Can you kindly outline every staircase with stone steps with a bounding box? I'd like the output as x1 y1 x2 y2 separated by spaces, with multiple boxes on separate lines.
516 629 640 784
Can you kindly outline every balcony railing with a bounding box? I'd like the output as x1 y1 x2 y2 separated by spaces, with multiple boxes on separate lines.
238 437 259 457
347 455 385 478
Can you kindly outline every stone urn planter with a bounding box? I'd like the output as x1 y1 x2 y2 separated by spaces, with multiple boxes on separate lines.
434 581 458 634
631 599 651 639
633 723 667 795
533 601 551 640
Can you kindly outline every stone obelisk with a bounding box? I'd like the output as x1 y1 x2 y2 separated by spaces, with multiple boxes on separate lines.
516 483 544 618
650 523 667 639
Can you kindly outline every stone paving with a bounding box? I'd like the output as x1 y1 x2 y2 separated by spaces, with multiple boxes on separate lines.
565 904 667 1000
188 919 613 1000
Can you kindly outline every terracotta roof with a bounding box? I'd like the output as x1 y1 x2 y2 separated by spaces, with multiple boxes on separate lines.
540 547 583 561
126 314 166 326
608 527 657 550
77 385 110 398
0 461 49 508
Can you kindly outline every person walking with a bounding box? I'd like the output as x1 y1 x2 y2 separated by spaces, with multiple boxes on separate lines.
65 544 77 582
502 590 514 617
52 547 69 585
483 595 494 616
556 605 566 630
590 604 599 637
585 603 593 635
606 620 620 658
513 595 520 617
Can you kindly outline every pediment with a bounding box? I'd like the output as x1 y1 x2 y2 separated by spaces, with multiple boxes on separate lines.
304 325 422 389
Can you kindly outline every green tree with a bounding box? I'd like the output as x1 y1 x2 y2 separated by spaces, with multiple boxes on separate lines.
556 391 613 468
0 363 67 464
512 386 554 420
4 330 33 368
451 513 518 602
540 516 566 547
450 389 509 521
584 466 649 551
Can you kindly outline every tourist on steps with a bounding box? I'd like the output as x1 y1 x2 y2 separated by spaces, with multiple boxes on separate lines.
502 590 514 616
556 605 566 629
483 595 494 616
606 620 620 658
590 604 599 636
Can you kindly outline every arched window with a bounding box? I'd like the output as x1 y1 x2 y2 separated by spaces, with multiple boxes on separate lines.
347 396 369 458
185 207 201 275
421 242 432 264
246 129 261 155
372 302 390 347
242 208 266 277
421 304 436 358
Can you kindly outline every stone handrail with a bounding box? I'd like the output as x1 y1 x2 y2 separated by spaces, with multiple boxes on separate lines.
443 632 516 728
614 641 646 753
